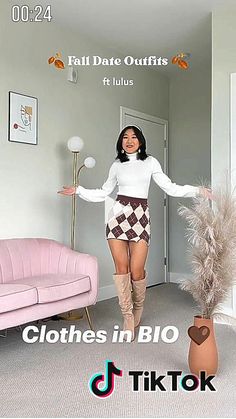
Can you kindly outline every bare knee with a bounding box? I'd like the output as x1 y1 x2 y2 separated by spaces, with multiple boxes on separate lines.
131 269 145 281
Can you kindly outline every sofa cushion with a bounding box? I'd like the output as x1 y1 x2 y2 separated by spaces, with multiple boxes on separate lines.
13 274 91 304
0 284 38 314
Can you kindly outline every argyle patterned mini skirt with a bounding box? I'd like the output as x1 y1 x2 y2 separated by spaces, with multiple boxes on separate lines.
106 194 151 246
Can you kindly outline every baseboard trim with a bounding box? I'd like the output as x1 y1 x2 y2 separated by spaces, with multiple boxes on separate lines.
169 272 236 324
98 274 236 324
214 305 236 325
97 271 190 302
97 283 117 302
169 272 193 284
97 282 161 302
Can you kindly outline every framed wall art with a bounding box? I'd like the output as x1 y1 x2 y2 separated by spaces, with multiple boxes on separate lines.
8 91 38 145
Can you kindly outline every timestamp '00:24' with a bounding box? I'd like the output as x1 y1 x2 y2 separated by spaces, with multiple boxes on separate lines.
11 5 52 22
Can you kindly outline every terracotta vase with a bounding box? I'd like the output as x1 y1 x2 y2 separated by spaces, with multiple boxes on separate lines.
188 315 218 376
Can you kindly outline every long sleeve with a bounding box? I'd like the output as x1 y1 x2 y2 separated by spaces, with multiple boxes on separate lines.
151 157 200 198
76 162 117 202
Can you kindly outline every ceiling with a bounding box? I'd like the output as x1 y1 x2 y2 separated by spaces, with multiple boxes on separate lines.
40 0 236 76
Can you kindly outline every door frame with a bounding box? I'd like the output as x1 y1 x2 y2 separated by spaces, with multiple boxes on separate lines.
228 73 236 317
120 106 169 283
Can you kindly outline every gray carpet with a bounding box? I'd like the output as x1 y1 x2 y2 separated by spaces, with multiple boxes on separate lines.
0 283 235 418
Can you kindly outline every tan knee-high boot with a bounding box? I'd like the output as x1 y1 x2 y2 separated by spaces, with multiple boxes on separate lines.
132 272 147 328
113 273 134 341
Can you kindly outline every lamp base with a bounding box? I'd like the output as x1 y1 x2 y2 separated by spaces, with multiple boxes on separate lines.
57 307 93 330
57 310 83 321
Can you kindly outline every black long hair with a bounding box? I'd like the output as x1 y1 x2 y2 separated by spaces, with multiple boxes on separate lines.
116 126 149 162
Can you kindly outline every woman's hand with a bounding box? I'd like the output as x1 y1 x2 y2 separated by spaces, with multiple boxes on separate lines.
198 186 215 200
57 185 76 195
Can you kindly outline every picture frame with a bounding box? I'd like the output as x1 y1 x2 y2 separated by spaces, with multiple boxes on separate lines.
8 91 38 145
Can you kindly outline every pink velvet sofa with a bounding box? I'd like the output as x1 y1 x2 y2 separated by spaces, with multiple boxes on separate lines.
0 238 98 331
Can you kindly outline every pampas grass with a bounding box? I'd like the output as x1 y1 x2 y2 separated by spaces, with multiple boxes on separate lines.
177 174 236 319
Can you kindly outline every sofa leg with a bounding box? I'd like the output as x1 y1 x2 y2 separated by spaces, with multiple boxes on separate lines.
0 329 7 338
84 307 93 331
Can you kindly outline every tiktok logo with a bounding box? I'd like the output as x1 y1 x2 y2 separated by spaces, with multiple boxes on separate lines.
89 360 123 398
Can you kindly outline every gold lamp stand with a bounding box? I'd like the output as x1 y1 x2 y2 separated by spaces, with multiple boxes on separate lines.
58 137 96 329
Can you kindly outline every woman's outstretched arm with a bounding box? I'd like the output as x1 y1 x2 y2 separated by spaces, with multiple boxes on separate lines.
151 157 212 198
58 162 117 202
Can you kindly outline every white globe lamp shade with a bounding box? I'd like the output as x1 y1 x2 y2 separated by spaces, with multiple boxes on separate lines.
67 136 84 152
84 157 96 168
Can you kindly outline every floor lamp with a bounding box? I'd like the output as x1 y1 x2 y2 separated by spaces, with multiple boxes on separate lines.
65 136 96 327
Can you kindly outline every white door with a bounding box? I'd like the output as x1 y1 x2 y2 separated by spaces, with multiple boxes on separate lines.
121 107 168 286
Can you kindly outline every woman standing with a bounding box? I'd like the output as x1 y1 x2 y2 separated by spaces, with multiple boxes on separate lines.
58 126 213 340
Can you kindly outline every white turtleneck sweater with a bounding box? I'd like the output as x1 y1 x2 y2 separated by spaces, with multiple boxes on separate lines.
76 152 200 202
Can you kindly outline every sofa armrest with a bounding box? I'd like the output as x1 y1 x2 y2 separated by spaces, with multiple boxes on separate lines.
58 249 99 306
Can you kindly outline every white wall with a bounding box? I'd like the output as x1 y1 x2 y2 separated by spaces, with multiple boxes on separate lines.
0 2 213 299
0 1 169 292
212 7 236 316
168 67 211 275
